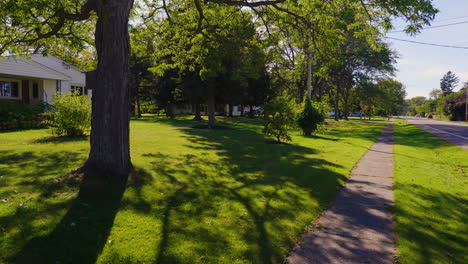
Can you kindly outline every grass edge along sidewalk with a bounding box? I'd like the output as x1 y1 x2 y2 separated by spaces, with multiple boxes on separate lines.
392 119 468 264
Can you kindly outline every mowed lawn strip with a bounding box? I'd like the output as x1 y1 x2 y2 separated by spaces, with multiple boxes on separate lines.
0 117 385 264
393 120 468 264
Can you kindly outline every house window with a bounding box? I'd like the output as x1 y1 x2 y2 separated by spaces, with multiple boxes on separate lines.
33 83 39 98
56 80 61 92
71 86 84 95
0 81 19 98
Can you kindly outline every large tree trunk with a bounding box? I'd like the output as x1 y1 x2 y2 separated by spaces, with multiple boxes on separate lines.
207 83 216 128
248 105 254 118
166 103 175 119
84 0 134 176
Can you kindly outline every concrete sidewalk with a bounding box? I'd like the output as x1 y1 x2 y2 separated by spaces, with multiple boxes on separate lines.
288 122 396 264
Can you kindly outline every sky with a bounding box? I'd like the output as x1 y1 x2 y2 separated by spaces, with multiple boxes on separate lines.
386 0 468 99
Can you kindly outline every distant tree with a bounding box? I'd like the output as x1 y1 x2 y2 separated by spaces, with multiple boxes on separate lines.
378 79 406 118
404 96 426 115
429 89 443 100
462 81 468 90
440 71 459 96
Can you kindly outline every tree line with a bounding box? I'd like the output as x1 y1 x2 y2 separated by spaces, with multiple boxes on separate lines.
404 71 468 121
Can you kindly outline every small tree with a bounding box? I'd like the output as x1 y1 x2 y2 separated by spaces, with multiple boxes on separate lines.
46 92 91 136
297 99 325 136
263 96 297 143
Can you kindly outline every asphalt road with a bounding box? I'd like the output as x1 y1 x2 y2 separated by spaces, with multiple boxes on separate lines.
403 117 468 149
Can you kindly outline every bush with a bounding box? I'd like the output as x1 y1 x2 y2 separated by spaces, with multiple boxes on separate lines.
0 101 50 131
45 92 91 136
262 96 297 143
297 99 325 136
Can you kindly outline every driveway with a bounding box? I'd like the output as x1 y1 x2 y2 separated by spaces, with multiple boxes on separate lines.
403 117 468 149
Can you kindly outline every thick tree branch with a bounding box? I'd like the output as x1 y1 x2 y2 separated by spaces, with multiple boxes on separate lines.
24 1 95 43
271 4 307 25
210 0 286 7
249 7 271 37
358 0 374 23
162 0 172 23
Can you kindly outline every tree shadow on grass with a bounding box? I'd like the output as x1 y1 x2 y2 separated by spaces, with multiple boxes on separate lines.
392 183 468 263
10 169 148 264
305 135 339 141
30 135 89 144
0 145 151 264
0 150 83 197
393 122 455 150
136 118 354 263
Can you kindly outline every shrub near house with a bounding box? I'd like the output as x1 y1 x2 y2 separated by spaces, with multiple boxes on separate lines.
44 92 91 136
0 101 49 131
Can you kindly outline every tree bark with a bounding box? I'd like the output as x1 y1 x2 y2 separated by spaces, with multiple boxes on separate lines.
248 105 254 118
136 87 142 118
166 103 175 119
228 104 234 117
334 97 340 121
207 83 216 128
192 104 203 121
306 50 312 100
84 0 134 176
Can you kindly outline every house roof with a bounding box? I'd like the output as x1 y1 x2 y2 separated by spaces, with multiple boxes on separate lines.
32 54 85 73
0 56 72 81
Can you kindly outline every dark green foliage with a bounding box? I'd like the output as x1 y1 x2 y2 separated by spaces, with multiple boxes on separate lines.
440 71 459 96
439 90 467 121
0 101 50 130
263 96 297 142
297 99 325 136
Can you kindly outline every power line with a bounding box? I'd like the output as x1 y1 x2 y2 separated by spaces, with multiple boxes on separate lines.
385 37 468 50
388 20 468 33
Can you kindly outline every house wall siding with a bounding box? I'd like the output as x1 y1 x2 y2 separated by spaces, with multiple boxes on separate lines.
43 80 56 104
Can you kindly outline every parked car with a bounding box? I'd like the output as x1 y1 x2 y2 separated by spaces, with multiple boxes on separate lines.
329 111 344 118
349 112 362 117
244 107 263 115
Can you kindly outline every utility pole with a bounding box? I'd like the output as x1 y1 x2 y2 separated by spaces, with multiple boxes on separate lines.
465 87 468 122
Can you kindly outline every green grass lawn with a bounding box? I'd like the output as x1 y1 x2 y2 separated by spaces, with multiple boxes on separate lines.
0 117 385 264
393 120 468 264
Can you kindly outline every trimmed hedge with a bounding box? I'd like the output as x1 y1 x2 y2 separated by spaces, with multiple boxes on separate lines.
0 101 50 131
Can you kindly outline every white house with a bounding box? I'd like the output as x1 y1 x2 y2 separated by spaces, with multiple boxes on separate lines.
0 54 88 105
